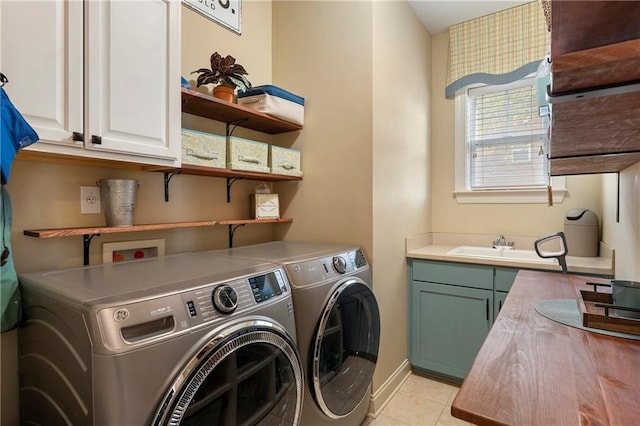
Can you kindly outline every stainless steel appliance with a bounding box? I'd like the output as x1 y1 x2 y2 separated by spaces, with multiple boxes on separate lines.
18 253 303 425
208 241 381 426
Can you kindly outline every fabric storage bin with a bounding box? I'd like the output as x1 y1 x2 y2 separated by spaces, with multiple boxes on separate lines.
237 85 305 126
269 145 302 177
227 136 270 173
181 129 226 168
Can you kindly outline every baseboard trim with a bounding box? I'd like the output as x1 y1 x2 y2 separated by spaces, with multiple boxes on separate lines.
367 359 412 418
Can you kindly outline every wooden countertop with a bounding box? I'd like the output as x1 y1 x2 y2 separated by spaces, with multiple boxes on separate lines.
451 270 640 426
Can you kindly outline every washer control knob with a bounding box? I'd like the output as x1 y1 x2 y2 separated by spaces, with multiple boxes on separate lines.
212 285 238 314
332 256 347 274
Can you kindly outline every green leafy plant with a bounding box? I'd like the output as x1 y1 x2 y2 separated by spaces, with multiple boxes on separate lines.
191 52 252 92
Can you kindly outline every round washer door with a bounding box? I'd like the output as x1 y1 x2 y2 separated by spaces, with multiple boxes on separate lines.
312 278 381 419
154 319 303 426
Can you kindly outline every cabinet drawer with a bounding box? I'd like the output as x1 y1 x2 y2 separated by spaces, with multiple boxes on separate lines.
412 260 493 290
495 267 519 292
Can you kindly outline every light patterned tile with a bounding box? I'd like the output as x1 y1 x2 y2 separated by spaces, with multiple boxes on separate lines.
436 407 472 426
446 387 459 407
380 388 446 426
400 374 457 405
369 414 411 426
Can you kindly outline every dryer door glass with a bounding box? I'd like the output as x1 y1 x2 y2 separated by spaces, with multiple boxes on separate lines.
312 279 381 418
154 322 303 426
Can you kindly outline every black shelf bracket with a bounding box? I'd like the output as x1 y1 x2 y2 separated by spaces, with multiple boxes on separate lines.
163 171 182 202
617 172 620 223
83 234 101 266
228 224 245 248
226 177 243 203
226 118 249 137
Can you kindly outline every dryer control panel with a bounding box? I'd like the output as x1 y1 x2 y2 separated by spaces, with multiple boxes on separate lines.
284 249 369 287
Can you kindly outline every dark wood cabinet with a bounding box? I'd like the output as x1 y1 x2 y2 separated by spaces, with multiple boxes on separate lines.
548 1 640 176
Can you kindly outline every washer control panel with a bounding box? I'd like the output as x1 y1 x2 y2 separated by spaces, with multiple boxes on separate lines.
96 267 293 352
248 269 288 303
181 268 290 326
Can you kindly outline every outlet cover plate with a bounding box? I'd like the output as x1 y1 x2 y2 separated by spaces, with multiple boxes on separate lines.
81 186 101 214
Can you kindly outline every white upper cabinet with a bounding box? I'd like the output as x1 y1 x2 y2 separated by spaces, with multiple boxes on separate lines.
0 0 180 167
0 1 83 148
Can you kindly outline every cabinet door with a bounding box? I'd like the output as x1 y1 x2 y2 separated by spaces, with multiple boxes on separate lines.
86 0 180 165
409 281 493 380
0 0 83 149
494 291 508 320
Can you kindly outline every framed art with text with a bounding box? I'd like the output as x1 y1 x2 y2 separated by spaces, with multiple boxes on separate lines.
182 0 242 34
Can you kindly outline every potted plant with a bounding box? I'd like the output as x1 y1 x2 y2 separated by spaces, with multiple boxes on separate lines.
191 52 252 103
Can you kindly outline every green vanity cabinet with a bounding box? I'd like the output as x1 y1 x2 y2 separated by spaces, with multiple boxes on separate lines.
494 267 519 320
410 281 493 380
494 291 508 320
408 259 518 381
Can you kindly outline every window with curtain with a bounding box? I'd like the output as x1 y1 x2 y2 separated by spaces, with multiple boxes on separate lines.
466 77 548 190
449 1 566 204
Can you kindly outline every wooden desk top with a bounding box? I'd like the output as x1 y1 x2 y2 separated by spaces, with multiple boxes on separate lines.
451 270 640 426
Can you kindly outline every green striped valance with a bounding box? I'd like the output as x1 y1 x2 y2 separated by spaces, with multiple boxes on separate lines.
445 1 549 98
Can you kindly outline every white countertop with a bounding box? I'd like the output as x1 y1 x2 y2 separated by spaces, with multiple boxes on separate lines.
406 233 615 277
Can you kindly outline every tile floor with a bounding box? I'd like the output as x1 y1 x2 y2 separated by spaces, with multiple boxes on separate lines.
365 373 471 426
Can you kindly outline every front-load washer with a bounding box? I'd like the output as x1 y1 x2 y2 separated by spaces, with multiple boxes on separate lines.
18 252 303 426
208 241 381 426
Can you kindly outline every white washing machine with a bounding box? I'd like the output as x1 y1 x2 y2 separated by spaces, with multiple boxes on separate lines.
18 252 303 426
208 241 381 426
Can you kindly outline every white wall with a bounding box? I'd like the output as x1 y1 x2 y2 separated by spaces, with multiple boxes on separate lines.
372 0 431 404
602 164 640 279
272 1 373 247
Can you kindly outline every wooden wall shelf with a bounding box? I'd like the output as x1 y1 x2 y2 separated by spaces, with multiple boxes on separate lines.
24 218 293 265
146 164 302 182
181 88 302 134
549 1 640 176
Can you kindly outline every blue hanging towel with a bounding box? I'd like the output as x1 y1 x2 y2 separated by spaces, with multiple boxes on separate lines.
1 185 21 332
1 86 39 184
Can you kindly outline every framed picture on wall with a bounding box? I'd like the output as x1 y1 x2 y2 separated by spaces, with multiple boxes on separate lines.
182 0 242 35
102 239 166 264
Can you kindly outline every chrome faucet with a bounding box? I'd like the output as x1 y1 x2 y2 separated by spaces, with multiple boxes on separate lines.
493 235 514 249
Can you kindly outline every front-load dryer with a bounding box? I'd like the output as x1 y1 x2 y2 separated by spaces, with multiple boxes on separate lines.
208 241 381 426
18 252 303 426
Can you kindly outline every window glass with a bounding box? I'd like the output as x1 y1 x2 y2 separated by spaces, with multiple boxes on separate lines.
466 78 549 190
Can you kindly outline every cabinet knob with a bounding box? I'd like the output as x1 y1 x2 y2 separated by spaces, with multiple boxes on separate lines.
72 132 84 142
91 135 102 145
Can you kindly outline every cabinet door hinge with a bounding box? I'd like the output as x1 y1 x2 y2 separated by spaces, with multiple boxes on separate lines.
91 135 102 145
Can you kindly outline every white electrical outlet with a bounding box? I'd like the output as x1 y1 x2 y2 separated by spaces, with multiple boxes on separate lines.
81 186 101 214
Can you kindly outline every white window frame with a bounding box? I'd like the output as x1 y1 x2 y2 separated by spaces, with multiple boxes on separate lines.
453 77 567 204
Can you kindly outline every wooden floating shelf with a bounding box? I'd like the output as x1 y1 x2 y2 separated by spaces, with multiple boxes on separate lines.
181 88 302 134
24 218 293 239
146 164 302 182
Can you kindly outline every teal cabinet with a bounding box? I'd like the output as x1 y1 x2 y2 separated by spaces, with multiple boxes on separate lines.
494 291 508 320
408 259 517 381
411 281 492 379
